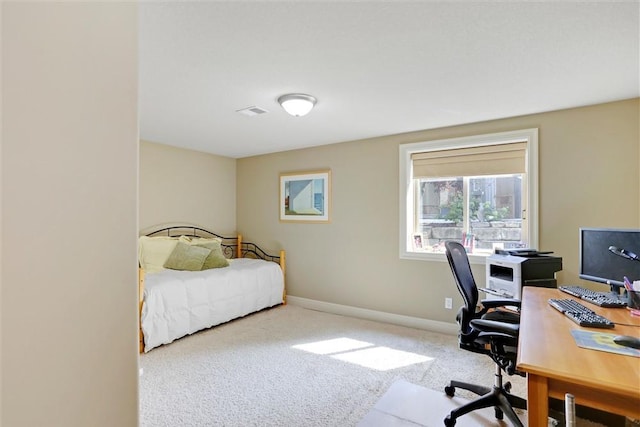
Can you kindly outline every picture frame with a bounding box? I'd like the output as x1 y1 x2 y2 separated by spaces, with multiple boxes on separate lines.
280 170 331 223
413 233 423 250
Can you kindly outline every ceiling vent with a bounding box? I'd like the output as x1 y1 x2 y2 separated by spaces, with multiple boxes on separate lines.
236 106 268 117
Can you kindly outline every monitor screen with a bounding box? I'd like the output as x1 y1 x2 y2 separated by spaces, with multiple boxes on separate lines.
579 227 640 289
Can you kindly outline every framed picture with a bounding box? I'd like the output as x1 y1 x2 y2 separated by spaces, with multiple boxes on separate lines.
280 170 331 223
413 233 423 250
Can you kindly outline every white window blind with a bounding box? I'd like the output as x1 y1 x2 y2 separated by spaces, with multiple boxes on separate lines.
411 142 527 178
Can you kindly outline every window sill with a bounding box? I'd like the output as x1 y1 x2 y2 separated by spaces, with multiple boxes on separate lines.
400 250 488 265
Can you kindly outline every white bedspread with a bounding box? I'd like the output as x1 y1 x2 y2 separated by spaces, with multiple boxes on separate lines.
141 258 284 352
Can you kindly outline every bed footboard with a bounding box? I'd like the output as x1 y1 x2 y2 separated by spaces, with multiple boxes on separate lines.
237 234 286 304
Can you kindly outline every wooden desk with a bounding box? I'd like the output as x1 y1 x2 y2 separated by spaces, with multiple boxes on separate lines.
517 287 640 426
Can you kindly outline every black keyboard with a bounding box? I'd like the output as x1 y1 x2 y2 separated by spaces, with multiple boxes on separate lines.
548 298 615 329
558 285 627 308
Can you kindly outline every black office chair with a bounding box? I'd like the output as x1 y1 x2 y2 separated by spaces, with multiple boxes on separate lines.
443 240 527 427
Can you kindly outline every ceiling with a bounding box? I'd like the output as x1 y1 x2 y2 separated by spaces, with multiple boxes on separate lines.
139 1 639 159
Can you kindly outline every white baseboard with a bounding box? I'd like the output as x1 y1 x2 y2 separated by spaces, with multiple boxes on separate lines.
286 295 458 336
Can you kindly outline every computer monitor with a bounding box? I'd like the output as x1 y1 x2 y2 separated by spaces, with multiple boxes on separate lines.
579 227 640 293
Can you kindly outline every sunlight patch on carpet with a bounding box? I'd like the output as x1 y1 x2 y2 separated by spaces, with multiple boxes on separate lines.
331 346 433 371
292 337 433 371
292 337 373 355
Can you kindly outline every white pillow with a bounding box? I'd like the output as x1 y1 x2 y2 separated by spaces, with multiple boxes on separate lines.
138 236 179 273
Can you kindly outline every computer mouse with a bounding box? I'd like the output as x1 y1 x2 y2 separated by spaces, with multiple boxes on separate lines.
613 335 640 350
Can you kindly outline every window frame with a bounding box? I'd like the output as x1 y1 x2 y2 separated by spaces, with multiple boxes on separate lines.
399 128 539 265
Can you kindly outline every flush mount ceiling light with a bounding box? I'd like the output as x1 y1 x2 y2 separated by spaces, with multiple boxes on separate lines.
277 93 317 117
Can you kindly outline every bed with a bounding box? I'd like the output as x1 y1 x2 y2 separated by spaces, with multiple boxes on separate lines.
138 226 285 352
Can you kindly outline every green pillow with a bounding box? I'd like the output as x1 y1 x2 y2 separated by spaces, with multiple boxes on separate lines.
164 242 211 271
193 240 230 270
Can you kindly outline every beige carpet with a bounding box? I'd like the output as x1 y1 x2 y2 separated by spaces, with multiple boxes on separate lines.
139 304 618 426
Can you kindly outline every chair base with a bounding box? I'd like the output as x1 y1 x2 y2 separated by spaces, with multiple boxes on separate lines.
444 379 526 427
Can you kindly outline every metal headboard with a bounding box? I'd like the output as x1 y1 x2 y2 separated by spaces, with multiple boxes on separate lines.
145 225 281 263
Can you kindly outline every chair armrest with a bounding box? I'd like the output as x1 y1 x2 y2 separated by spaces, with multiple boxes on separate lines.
480 298 521 309
470 318 519 338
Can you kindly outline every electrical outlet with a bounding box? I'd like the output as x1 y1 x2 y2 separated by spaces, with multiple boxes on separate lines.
445 297 453 309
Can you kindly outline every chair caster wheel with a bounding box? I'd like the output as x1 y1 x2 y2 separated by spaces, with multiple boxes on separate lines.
495 407 504 420
504 381 512 393
444 385 455 397
444 415 456 426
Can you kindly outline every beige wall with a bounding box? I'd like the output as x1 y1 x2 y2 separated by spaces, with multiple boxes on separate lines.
139 140 236 235
237 98 640 323
2 3 138 426
0 0 3 415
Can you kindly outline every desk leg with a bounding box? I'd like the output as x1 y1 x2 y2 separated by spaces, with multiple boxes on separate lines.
527 373 549 426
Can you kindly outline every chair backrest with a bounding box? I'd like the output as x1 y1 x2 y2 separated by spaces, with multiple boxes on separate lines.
445 241 479 308
445 241 479 335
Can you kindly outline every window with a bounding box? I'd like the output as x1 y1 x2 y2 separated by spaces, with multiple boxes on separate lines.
399 129 538 264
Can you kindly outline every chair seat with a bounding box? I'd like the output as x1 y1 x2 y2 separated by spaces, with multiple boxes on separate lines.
483 309 519 324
